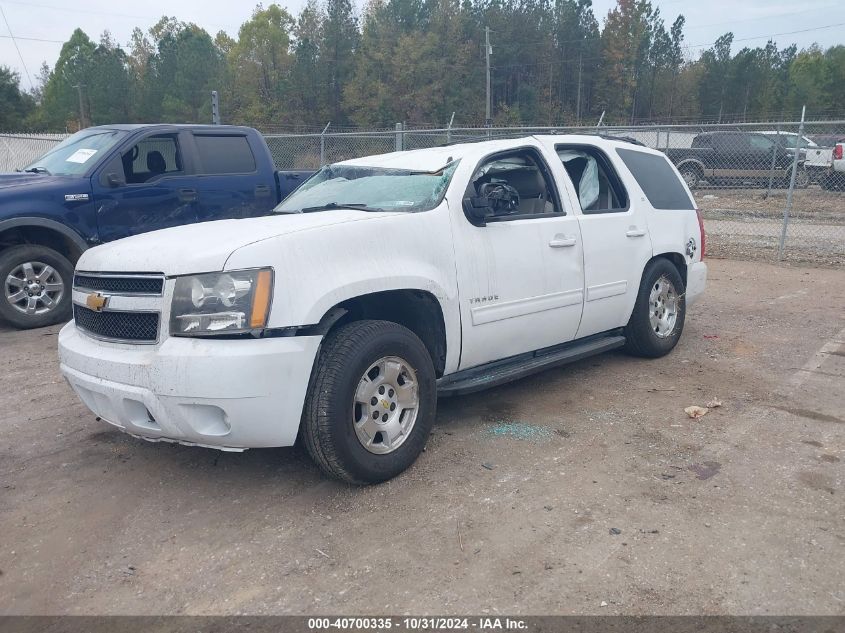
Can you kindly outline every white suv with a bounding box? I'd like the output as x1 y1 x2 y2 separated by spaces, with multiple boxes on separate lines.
58 135 707 483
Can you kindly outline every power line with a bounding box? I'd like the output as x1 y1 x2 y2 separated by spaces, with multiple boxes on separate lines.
683 5 842 31
0 3 32 89
686 21 845 49
0 0 149 21
0 33 64 43
0 0 234 32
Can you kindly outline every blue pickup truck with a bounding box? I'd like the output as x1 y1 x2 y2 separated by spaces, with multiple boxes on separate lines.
0 124 312 329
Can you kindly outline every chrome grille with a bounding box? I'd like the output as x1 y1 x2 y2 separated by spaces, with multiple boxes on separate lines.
73 305 159 343
73 273 164 295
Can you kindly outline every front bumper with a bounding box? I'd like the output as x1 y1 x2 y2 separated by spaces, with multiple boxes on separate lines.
58 324 322 449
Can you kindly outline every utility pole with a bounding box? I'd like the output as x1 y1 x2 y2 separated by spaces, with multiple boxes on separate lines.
485 26 492 127
576 52 583 126
72 84 87 128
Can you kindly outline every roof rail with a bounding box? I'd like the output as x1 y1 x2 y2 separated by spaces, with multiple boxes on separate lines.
595 134 645 146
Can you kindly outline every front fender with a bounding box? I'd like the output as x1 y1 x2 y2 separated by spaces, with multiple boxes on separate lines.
0 215 90 253
224 208 462 373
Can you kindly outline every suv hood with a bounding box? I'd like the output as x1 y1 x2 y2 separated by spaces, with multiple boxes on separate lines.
77 210 401 276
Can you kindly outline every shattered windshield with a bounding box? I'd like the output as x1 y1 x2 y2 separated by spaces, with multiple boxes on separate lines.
22 129 128 176
275 161 460 213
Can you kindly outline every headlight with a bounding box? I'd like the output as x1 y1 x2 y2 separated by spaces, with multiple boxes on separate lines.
170 268 273 337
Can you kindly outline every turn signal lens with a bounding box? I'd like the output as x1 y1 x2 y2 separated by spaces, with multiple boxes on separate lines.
250 269 273 328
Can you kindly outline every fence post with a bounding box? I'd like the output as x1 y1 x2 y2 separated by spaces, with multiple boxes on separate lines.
320 122 331 167
395 123 404 151
211 91 220 125
447 112 455 145
778 106 806 260
765 123 780 199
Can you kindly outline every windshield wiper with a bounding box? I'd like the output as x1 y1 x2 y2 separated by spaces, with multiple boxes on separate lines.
300 202 385 213
23 166 51 175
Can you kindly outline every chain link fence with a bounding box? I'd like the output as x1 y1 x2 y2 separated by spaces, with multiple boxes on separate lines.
264 120 845 266
0 133 69 172
2 121 842 266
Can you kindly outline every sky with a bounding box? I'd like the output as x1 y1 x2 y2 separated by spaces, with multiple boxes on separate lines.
0 0 843 92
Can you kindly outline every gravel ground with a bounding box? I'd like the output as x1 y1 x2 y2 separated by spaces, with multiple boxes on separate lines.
1 258 843 615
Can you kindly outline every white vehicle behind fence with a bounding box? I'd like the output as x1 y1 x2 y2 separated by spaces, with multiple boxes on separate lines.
58 135 707 483
758 131 841 185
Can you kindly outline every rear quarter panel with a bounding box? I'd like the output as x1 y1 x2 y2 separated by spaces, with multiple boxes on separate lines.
614 146 703 266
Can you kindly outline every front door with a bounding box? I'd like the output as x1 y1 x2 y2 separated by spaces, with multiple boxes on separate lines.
450 147 585 370
95 132 198 242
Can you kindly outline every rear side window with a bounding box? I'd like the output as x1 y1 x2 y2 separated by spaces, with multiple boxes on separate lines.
692 135 710 148
616 148 695 210
557 145 628 214
194 135 256 174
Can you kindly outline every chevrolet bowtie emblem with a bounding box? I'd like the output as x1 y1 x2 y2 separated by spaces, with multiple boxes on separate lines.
86 292 109 312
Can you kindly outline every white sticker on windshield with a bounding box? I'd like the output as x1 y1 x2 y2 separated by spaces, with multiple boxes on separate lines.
66 148 98 164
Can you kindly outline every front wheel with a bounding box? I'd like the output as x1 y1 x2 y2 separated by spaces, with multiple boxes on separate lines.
301 320 437 484
624 258 686 358
0 245 74 329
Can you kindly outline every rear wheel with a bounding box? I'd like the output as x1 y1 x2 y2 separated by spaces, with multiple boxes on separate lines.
0 245 73 329
624 258 686 358
301 320 436 484
679 164 702 189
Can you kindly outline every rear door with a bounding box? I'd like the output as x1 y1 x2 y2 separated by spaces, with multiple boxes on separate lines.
553 143 653 338
748 134 780 177
188 132 277 222
95 131 198 241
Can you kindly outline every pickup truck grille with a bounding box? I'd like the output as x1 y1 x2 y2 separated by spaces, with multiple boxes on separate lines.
73 305 160 343
73 273 164 295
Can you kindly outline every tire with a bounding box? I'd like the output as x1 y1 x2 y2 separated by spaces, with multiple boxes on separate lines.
623 258 686 358
794 168 810 189
301 320 437 484
0 245 74 329
822 173 845 191
678 164 702 189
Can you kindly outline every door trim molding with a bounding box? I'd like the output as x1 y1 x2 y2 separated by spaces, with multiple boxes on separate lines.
470 289 583 325
586 280 628 302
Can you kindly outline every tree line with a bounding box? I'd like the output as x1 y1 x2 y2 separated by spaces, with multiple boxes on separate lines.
1 0 843 133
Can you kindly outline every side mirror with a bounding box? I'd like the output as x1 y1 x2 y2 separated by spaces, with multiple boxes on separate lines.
106 172 125 188
463 196 493 224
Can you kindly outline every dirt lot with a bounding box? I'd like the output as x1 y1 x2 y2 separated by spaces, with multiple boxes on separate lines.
695 189 845 267
1 258 843 616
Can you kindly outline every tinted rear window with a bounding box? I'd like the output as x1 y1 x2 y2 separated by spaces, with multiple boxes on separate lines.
194 135 256 174
616 148 695 210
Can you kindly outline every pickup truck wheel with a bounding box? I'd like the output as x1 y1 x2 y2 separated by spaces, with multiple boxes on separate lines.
679 165 701 189
302 320 436 484
623 258 686 358
794 168 810 189
0 245 73 329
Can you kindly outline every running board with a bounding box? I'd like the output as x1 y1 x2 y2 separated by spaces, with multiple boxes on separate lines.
437 334 626 397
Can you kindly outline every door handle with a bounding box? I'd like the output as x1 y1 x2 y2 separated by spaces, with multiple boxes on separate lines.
549 235 577 248
255 184 272 197
626 228 647 237
178 188 198 202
